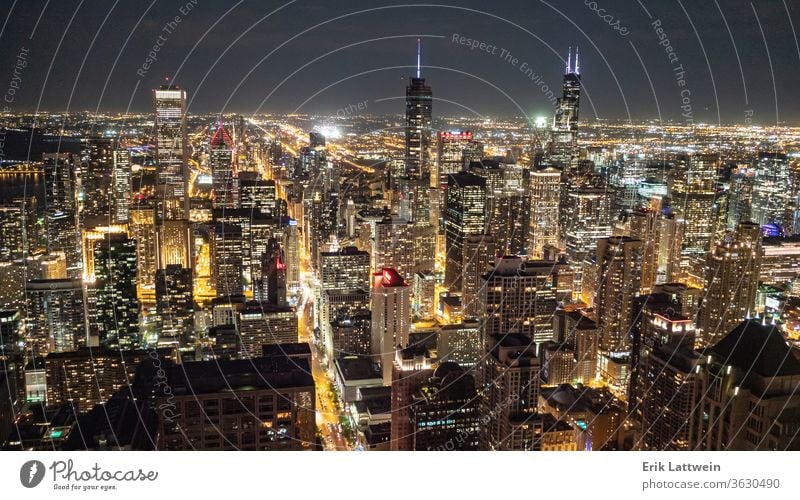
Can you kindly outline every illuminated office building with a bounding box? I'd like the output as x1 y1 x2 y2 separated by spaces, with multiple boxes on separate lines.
43 153 81 278
436 130 482 188
671 154 718 283
528 166 561 259
550 47 581 167
24 279 85 356
237 302 298 357
90 232 140 350
460 234 496 318
44 347 170 413
0 204 24 261
157 219 191 269
479 256 567 344
436 320 481 367
320 246 371 291
481 333 540 450
444 171 486 292
79 137 114 226
751 152 792 230
212 223 244 298
112 148 132 224
693 320 800 450
210 123 238 209
371 268 411 385
155 264 194 343
259 238 287 307
698 222 761 347
409 363 480 451
372 216 414 279
129 205 157 293
595 236 642 353
404 41 432 179
153 85 189 221
239 174 277 216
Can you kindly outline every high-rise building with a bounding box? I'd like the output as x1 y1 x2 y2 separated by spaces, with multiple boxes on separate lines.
693 320 800 450
435 130 482 189
437 320 481 367
671 154 718 284
444 171 486 291
239 174 277 217
210 123 238 209
153 85 189 221
528 166 561 259
212 223 244 297
90 233 140 350
43 153 81 278
371 268 411 385
24 279 85 356
635 344 701 450
129 205 157 296
154 265 194 343
698 221 761 347
595 236 643 353
404 41 432 179
460 234 496 318
479 256 567 344
481 333 541 450
112 148 132 224
258 238 287 307
372 216 414 279
79 137 114 226
237 302 298 357
319 246 371 291
45 347 172 413
550 47 581 166
0 205 24 261
146 354 316 450
751 152 792 230
408 362 480 450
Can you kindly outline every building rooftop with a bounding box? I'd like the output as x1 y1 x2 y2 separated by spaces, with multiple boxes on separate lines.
711 320 800 377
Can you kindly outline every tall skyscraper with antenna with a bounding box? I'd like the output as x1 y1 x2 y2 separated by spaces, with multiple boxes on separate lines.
405 39 433 179
404 40 435 273
550 47 581 167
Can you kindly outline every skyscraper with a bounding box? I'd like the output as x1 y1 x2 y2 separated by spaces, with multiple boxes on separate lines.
693 320 800 450
155 264 194 343
751 152 792 230
24 279 85 356
595 236 643 353
212 223 244 298
444 171 486 291
404 40 432 179
112 148 132 224
319 246 371 291
153 85 189 221
90 233 140 350
372 216 414 279
371 268 411 385
43 153 81 278
550 47 581 167
528 166 561 259
478 256 566 344
210 123 238 209
698 221 761 347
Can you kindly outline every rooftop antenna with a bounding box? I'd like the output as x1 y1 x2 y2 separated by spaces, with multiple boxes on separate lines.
566 46 571 74
416 38 421 78
575 46 580 74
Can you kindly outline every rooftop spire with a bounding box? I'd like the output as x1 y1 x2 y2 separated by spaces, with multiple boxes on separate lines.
416 38 421 78
575 46 580 74
566 46 571 74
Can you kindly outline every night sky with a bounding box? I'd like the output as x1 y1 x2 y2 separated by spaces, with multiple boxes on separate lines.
0 0 798 124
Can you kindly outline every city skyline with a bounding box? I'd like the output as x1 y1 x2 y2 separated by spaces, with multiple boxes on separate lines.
0 1 798 125
1 0 800 456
